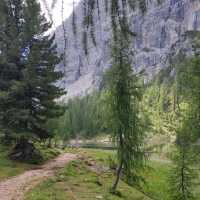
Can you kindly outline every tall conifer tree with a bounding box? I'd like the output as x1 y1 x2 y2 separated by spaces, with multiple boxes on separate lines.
169 33 200 200
106 31 146 193
0 0 25 143
0 0 65 160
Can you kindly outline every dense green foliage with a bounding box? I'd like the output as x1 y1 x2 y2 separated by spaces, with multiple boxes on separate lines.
168 35 200 200
169 145 197 200
141 34 200 200
105 31 146 192
50 91 108 140
0 0 65 145
141 58 200 200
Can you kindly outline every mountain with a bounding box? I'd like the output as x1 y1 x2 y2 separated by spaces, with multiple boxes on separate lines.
55 0 200 99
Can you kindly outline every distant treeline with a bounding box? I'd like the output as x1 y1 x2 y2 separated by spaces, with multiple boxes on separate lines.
49 91 110 140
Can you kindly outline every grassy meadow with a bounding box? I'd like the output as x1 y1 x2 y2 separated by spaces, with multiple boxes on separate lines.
25 149 172 200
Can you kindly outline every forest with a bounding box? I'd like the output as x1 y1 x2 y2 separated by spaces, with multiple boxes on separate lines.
0 0 199 200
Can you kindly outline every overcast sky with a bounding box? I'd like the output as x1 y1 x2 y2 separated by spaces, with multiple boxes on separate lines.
40 0 80 29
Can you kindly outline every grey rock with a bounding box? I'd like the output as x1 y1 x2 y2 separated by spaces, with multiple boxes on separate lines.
55 0 200 99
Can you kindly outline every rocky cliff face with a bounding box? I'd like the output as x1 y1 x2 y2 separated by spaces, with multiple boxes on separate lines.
55 0 200 98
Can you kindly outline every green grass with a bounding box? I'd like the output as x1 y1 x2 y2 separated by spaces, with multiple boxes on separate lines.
36 143 62 162
25 160 151 200
141 161 171 200
65 148 116 165
65 149 172 200
24 148 200 200
25 149 172 200
81 149 172 200
0 144 61 181
0 146 34 181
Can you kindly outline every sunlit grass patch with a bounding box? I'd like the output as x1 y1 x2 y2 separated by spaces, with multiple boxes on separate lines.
25 159 151 200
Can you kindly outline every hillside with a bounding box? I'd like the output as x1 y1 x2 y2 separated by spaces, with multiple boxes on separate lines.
55 0 200 98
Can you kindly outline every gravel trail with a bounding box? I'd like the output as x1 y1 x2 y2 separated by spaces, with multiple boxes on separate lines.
0 153 76 200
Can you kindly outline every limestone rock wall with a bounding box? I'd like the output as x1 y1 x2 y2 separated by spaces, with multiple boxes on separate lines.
55 0 200 98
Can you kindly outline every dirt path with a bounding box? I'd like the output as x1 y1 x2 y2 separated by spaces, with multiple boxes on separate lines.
0 153 76 200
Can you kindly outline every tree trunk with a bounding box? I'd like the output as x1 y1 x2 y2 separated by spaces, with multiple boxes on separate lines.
9 137 42 162
111 159 123 193
62 140 67 149
47 138 52 148
54 139 57 148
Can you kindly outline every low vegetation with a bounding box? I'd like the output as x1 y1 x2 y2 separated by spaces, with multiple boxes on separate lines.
0 146 33 181
25 149 172 200
0 144 61 181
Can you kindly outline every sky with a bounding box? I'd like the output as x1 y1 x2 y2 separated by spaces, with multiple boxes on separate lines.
40 0 80 29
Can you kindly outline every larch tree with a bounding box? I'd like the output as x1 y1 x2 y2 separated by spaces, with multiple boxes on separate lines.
169 118 197 200
169 33 200 200
79 0 148 193
106 30 146 193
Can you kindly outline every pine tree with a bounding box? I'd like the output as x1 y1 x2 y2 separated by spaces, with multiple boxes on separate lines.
106 31 146 193
0 0 25 143
0 0 65 160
